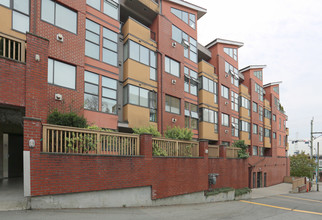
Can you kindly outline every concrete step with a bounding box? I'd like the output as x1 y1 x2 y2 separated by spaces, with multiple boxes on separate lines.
0 197 30 211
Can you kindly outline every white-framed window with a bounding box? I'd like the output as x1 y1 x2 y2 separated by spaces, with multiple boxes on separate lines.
124 40 157 81
171 7 196 29
184 67 198 96
47 58 76 89
224 47 237 61
231 117 238 137
184 102 198 130
253 124 258 134
221 85 229 99
200 76 218 103
231 91 238 112
0 0 30 33
221 113 229 127
87 0 119 21
165 95 180 114
41 0 77 34
200 108 218 132
165 56 180 77
240 96 250 116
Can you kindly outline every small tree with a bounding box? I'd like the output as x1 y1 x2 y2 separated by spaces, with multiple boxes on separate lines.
290 152 316 179
133 126 161 137
164 126 193 141
232 140 249 159
47 109 88 128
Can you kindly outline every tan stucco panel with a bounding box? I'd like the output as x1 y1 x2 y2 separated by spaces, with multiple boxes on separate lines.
264 118 271 128
199 122 218 140
239 107 250 120
240 131 251 145
124 104 157 129
0 7 26 40
264 137 271 148
198 60 214 75
199 90 217 107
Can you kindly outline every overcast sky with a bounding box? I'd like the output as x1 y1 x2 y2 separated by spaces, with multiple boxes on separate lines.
188 0 322 140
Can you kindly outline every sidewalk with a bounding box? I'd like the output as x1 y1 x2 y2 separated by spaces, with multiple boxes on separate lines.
251 183 292 199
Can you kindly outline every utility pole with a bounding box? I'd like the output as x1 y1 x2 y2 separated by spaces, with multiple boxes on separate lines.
317 142 320 191
311 118 314 159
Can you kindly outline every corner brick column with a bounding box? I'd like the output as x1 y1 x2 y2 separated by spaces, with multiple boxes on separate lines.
140 134 153 159
199 140 208 159
219 145 226 158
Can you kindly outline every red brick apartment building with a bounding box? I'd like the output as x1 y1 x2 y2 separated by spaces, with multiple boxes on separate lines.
0 0 289 203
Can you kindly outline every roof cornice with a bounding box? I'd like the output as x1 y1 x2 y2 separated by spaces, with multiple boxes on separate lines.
239 65 267 73
205 38 244 49
168 0 207 19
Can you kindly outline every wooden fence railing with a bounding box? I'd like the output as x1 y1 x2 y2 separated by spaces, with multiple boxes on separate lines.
42 124 140 156
152 137 199 157
226 147 240 158
208 145 219 158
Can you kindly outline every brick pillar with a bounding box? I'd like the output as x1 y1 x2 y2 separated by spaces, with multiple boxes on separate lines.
199 140 208 159
219 145 226 158
140 134 153 159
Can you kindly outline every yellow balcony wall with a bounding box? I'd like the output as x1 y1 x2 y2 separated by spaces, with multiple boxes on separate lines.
123 59 157 87
198 90 217 107
264 99 271 109
240 84 250 96
264 137 271 148
264 118 271 127
240 107 250 120
0 6 26 40
240 131 250 145
123 104 157 128
198 60 215 75
286 128 289 135
122 17 157 49
199 122 218 141
138 0 159 13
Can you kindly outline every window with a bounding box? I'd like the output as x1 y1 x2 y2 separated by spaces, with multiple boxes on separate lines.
255 83 263 101
254 70 262 81
102 76 117 114
264 128 271 138
253 102 258 112
253 124 258 134
124 40 157 80
200 76 218 103
41 0 77 34
165 56 180 77
165 95 180 114
279 118 281 129
240 96 250 116
259 106 263 121
185 102 198 129
231 117 238 137
149 92 157 122
240 121 250 132
171 25 197 63
224 47 237 61
221 85 229 99
273 132 276 139
87 0 119 20
102 27 118 66
273 114 276 121
184 67 198 96
85 19 100 60
200 108 218 132
264 109 271 119
221 113 229 127
273 86 279 94
225 61 239 87
279 135 281 145
84 71 99 111
259 147 264 156
231 91 238 112
171 7 196 29
47 58 76 89
253 146 258 156
0 0 30 33
259 126 263 142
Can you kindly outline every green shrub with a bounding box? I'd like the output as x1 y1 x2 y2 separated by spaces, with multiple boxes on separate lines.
232 140 249 159
164 126 193 140
235 187 251 197
152 143 168 156
205 187 234 197
133 126 161 137
87 125 114 132
47 109 88 128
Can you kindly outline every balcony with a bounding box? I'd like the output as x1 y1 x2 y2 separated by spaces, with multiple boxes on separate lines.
0 33 26 62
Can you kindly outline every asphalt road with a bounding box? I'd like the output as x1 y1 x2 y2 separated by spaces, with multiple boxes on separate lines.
1 192 321 220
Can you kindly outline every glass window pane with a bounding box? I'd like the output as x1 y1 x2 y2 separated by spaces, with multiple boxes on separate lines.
102 48 117 66
123 41 129 61
190 81 197 95
85 41 99 59
129 85 139 105
165 57 170 73
103 38 117 52
140 88 149 107
129 41 139 62
209 80 214 93
87 0 100 11
209 110 214 123
103 0 118 20
140 46 149 65
171 7 181 18
150 67 156 81
184 77 189 92
102 87 116 99
41 0 54 23
85 82 98 95
86 19 100 34
103 27 118 42
12 11 29 33
190 70 198 79
171 97 180 114
84 94 98 111
165 95 171 112
56 4 77 34
14 0 29 14
182 11 188 23
191 118 197 129
102 98 117 114
102 76 117 89
54 60 76 89
150 51 156 68
47 58 53 84
203 77 208 91
86 30 100 44
85 71 99 84
203 108 208 122
172 25 182 43
190 51 197 63
171 59 179 77
0 0 10 7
